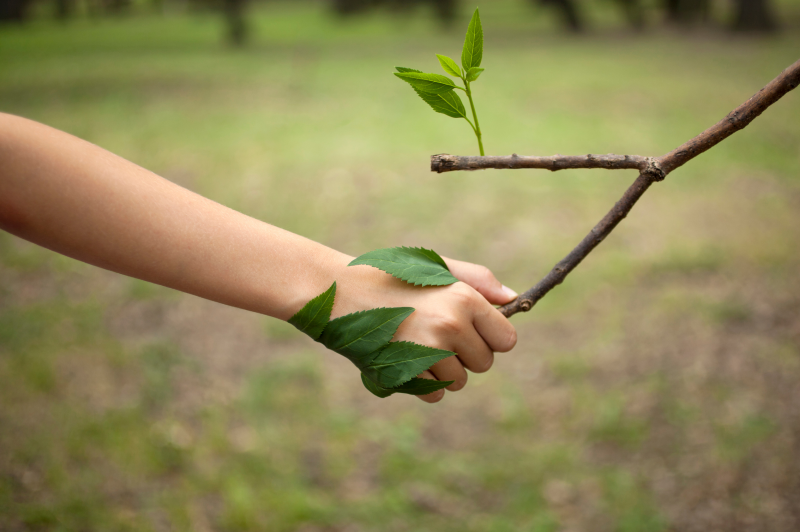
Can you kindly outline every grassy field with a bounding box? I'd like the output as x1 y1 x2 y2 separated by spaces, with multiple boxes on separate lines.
1 2 800 530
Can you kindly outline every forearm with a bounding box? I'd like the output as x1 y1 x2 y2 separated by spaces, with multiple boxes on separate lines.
0 113 519 402
0 113 346 320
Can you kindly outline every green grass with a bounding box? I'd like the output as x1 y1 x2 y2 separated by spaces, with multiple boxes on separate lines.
2 2 800 530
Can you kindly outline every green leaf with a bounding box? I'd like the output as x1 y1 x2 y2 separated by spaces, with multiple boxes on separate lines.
412 88 467 119
349 247 459 287
287 282 336 340
436 54 461 77
361 373 395 398
319 307 414 368
395 377 453 395
361 374 453 398
461 8 483 71
394 72 457 94
466 66 485 82
362 341 454 388
395 66 422 73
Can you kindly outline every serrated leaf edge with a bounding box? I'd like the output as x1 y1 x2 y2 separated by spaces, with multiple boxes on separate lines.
324 307 414 353
349 246 457 287
396 377 454 394
366 341 455 387
412 88 467 120
288 281 336 340
461 8 483 71
436 54 461 77
394 72 457 93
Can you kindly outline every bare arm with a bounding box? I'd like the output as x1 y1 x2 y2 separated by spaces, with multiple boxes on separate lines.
0 113 517 402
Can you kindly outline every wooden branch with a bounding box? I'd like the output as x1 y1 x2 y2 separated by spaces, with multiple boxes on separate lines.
430 58 800 318
431 153 648 173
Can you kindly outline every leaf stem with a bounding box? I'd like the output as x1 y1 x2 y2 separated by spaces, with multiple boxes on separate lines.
464 80 484 156
464 116 477 136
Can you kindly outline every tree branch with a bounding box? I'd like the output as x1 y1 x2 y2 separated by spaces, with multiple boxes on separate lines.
431 153 649 173
430 58 800 318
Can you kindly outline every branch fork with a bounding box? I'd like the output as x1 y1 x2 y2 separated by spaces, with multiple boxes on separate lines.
431 59 800 318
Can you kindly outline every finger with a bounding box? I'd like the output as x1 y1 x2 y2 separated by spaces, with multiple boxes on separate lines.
473 298 518 353
442 257 518 305
415 370 445 403
428 355 468 392
452 326 495 373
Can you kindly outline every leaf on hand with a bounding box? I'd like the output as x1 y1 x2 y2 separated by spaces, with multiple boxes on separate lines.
436 54 462 77
362 341 454 388
319 307 414 368
413 88 467 119
348 246 459 287
466 66 485 82
288 282 336 340
361 373 453 398
395 377 453 395
361 373 395 398
461 8 483 71
395 66 422 73
394 72 457 94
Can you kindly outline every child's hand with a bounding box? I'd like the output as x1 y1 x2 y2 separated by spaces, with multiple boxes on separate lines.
330 255 518 403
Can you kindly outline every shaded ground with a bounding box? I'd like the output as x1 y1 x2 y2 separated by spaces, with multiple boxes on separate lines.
1 3 800 530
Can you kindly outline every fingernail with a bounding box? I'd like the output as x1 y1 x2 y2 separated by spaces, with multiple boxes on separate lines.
501 285 518 299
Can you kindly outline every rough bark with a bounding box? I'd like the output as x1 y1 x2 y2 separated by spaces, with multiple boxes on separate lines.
430 59 800 318
432 153 649 173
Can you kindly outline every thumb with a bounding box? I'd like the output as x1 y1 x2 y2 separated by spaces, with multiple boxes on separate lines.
442 257 518 306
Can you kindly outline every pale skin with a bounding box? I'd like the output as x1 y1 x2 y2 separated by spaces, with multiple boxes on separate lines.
0 113 518 403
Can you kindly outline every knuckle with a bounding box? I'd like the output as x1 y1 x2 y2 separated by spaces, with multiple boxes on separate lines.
477 265 495 284
450 282 475 302
435 313 463 335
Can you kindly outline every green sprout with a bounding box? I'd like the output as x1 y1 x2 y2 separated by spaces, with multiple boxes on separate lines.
394 8 486 156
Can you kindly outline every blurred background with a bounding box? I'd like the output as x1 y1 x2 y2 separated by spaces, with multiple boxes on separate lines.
1 0 800 530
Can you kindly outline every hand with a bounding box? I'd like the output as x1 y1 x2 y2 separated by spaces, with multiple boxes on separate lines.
0 113 515 405
331 255 518 403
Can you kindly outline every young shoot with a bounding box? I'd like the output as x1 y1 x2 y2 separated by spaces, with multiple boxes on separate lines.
394 8 486 156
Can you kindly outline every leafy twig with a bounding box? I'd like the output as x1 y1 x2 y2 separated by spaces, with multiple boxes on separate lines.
430 58 800 318
395 8 487 155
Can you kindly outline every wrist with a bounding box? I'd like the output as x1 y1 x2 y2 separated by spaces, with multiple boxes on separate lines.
278 247 353 321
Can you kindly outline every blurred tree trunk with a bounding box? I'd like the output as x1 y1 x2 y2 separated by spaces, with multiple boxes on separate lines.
0 0 31 21
663 0 681 22
55 0 74 20
333 0 457 28
536 0 584 32
432 0 456 27
331 0 374 16
732 0 777 32
224 0 247 46
105 0 131 15
617 0 645 30
663 0 710 25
